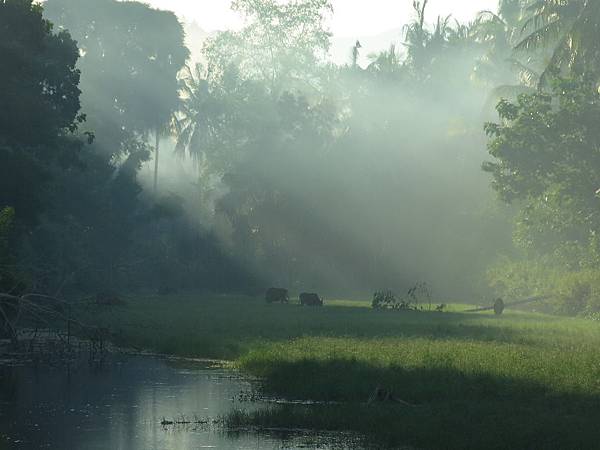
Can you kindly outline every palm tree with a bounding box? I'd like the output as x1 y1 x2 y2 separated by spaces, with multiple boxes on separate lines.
403 0 431 76
472 1 540 99
516 0 600 82
174 64 225 165
403 1 463 79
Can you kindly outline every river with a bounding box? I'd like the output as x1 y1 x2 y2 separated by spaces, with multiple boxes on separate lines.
0 354 354 449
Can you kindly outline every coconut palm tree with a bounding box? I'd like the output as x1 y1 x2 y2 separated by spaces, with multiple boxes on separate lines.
403 0 431 76
403 0 464 81
173 64 226 165
472 0 540 99
516 0 600 82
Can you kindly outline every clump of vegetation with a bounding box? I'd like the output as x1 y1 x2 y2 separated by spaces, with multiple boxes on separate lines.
372 282 432 311
371 290 398 309
488 257 600 316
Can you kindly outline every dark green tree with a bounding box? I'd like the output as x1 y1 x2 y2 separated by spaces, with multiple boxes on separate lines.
0 0 84 223
44 0 189 191
484 76 600 264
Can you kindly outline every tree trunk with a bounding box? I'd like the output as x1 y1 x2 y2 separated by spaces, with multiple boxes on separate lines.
153 129 160 193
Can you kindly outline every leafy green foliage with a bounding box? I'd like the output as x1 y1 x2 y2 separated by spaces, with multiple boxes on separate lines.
372 283 432 310
0 0 84 225
488 257 600 316
45 0 189 190
0 0 82 146
45 0 189 135
0 0 255 296
371 290 397 309
484 77 600 314
485 76 600 262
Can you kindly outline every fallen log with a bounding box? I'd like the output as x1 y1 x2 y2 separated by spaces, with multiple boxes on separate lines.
465 295 551 314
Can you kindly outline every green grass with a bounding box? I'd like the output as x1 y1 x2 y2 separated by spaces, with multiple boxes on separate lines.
79 294 600 449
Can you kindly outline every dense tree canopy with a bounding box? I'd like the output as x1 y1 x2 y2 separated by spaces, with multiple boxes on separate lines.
45 0 189 190
0 0 81 146
45 0 188 137
1 0 599 311
0 0 84 224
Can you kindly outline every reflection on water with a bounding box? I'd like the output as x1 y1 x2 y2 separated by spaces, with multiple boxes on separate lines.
0 355 346 449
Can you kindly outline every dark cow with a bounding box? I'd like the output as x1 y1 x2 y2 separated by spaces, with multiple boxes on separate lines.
299 292 323 306
265 287 289 304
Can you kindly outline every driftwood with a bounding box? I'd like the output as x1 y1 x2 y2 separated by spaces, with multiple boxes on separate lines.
465 295 551 314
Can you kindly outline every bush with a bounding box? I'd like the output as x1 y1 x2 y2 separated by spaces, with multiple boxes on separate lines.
372 290 397 309
486 256 558 301
372 283 432 311
487 256 600 316
554 270 600 316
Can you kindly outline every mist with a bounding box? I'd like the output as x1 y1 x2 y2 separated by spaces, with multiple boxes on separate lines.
131 1 514 299
65 0 511 298
4 1 600 449
0 0 564 304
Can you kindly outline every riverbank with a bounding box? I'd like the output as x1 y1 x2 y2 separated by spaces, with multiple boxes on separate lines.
77 294 600 449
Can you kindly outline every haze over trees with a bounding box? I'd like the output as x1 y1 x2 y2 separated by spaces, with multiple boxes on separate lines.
4 3 600 449
1 0 600 315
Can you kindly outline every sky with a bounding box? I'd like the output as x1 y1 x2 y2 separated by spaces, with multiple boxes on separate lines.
144 0 500 37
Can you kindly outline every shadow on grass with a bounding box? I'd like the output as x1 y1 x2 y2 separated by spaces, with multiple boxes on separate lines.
230 358 600 450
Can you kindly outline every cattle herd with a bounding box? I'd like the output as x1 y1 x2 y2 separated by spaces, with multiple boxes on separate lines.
265 288 323 306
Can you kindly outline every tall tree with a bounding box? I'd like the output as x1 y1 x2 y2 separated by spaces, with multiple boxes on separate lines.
174 64 230 164
44 0 189 191
471 0 542 103
204 0 332 95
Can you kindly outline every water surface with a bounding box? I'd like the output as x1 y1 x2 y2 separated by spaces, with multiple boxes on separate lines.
0 354 349 449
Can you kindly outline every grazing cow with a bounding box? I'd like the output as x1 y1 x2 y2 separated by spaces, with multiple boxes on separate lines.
299 292 323 306
265 287 289 304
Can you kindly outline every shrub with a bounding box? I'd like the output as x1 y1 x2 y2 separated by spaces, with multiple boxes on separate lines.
486 256 557 301
372 290 397 309
554 270 600 316
487 256 600 316
372 283 432 311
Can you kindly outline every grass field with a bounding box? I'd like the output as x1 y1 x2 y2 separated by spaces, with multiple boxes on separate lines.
79 294 600 449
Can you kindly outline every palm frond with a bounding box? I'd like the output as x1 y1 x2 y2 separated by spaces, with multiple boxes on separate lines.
515 19 564 52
